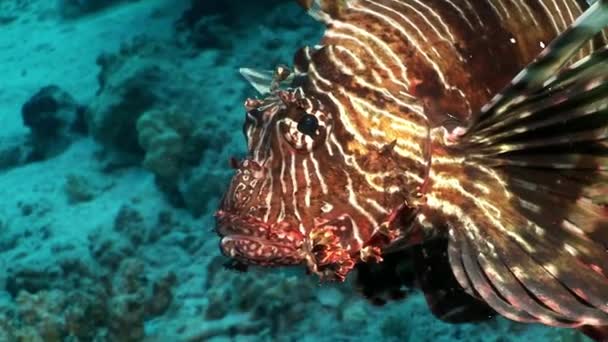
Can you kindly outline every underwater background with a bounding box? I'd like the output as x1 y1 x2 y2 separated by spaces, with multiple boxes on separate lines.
0 0 592 341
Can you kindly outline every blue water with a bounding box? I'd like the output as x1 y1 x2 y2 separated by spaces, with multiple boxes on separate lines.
0 1 588 341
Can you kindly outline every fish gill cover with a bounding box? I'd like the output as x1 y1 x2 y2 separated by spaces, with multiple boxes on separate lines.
0 0 602 341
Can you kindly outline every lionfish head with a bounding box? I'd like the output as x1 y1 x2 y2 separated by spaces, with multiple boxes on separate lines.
216 59 422 282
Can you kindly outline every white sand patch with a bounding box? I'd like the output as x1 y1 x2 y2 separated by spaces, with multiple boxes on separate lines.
0 138 152 260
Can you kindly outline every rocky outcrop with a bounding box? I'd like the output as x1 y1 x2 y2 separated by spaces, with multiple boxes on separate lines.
21 85 87 161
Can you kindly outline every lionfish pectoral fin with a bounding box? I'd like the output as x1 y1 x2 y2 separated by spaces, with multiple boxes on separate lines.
443 1 608 331
579 325 608 341
239 68 274 95
413 239 495 324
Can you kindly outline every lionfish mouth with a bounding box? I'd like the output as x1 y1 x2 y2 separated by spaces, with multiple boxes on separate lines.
214 210 306 266
215 210 267 238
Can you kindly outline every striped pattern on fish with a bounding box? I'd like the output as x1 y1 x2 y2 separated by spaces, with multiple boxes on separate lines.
217 0 608 338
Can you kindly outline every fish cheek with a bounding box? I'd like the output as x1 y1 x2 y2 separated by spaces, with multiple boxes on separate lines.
304 212 367 281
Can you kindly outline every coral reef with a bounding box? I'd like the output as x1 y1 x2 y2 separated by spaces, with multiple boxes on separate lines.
86 40 193 156
85 38 239 213
136 107 205 180
82 0 324 213
158 255 327 340
177 164 233 217
175 0 322 67
1 203 178 341
0 258 175 341
175 0 298 48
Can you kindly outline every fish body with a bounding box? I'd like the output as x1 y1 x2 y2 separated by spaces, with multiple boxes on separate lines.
216 0 608 339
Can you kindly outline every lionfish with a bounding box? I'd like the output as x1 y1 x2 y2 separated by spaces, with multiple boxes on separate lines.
216 0 608 339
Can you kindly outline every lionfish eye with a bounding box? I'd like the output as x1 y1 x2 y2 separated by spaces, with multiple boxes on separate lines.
297 113 319 136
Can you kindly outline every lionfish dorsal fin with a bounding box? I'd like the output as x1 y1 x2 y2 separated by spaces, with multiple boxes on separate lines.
295 0 351 21
239 68 274 95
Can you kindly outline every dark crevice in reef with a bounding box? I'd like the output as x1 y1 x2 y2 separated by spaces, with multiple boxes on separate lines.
177 0 287 28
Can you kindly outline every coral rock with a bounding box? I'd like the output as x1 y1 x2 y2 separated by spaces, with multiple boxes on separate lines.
136 108 205 180
86 40 203 159
178 165 232 217
21 85 86 161
0 135 31 171
63 173 97 204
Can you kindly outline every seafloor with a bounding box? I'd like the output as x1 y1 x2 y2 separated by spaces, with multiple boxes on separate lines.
0 1 591 341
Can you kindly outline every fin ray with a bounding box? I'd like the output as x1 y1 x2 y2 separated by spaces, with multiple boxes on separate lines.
239 68 275 95
454 229 538 323
439 2 608 326
470 0 608 131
